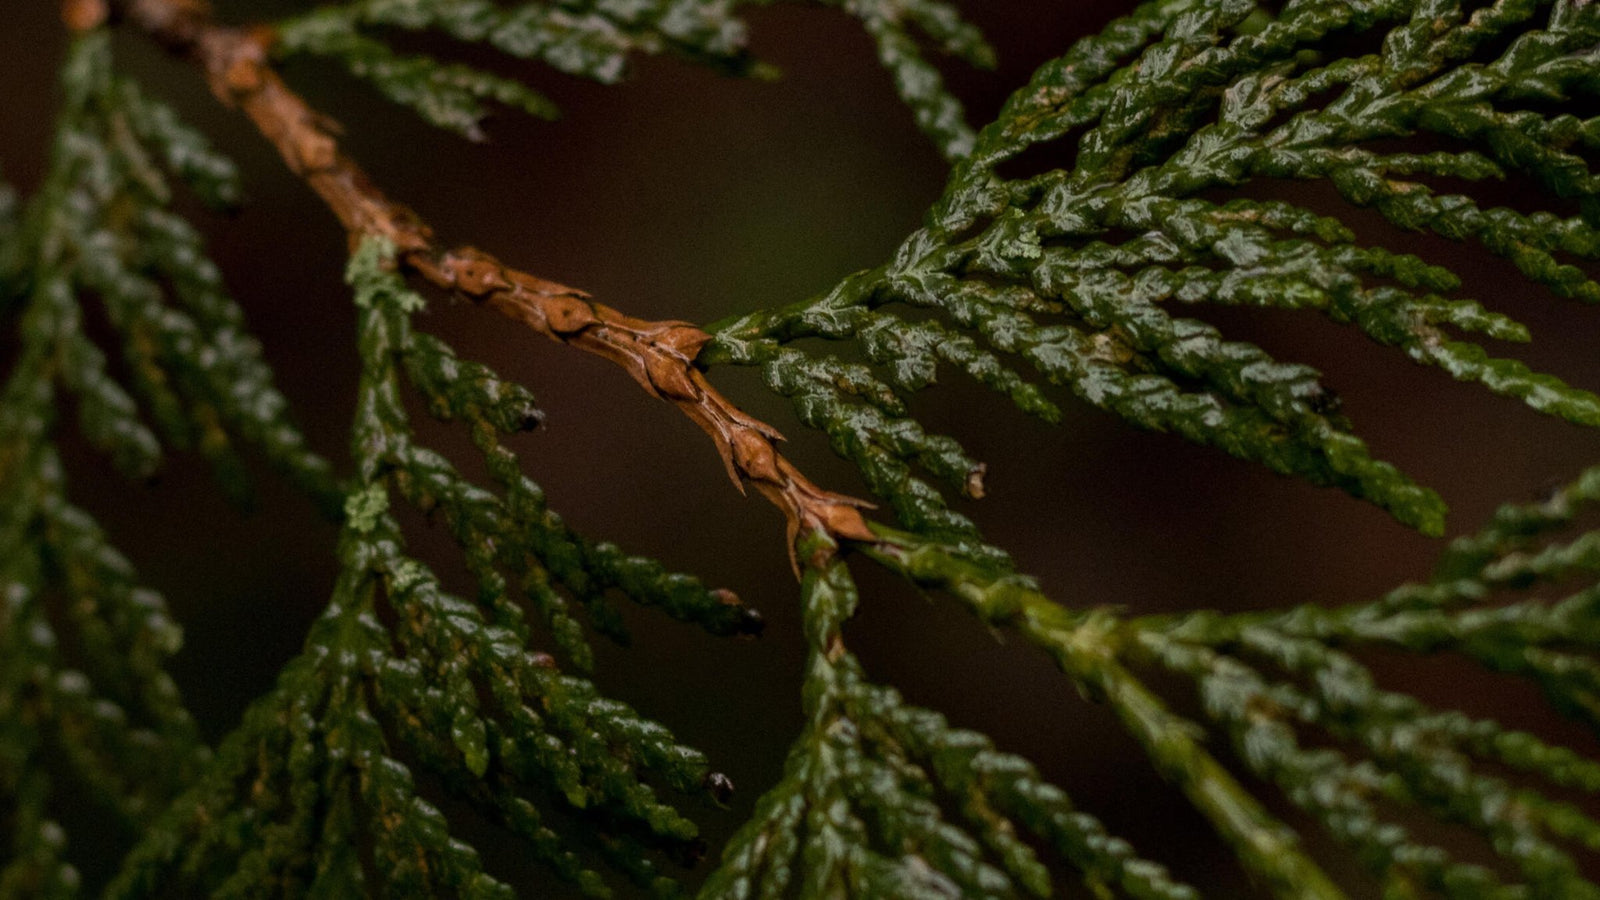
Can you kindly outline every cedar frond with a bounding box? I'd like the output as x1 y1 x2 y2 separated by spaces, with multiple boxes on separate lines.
18 32 338 510
9 1 1600 897
106 237 752 897
1110 463 1600 895
710 0 1600 539
702 542 1198 900
272 0 987 153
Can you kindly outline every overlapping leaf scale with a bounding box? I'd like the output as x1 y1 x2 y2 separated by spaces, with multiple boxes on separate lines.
0 37 327 892
1435 463 1600 575
712 0 1600 538
358 238 740 891
19 33 338 511
761 343 992 545
1234 465 1600 728
361 517 717 899
867 509 1600 897
700 548 1197 900
282 0 750 80
1125 620 1600 897
858 527 1358 898
0 259 203 897
273 23 559 141
113 76 241 209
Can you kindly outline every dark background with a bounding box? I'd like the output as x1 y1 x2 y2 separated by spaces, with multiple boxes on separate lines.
3 1 1600 895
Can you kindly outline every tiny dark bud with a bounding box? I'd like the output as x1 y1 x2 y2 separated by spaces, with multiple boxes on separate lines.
735 607 765 638
517 406 544 432
703 771 735 807
1306 385 1342 416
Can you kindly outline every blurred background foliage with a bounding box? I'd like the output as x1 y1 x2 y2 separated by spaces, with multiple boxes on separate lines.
2 0 1599 893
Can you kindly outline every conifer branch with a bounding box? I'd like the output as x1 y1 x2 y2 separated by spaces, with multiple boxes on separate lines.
15 0 1600 894
862 529 1349 900
102 0 877 561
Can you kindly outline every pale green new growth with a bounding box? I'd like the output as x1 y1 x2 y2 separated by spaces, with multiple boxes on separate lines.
4 0 1600 898
342 481 389 532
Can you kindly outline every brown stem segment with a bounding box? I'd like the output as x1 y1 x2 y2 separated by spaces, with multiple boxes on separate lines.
103 0 876 565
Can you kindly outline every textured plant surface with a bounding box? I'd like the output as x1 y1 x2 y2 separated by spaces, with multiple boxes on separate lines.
3 0 1600 897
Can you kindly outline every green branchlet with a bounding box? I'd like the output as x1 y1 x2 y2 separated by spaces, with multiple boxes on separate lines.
108 236 749 898
712 0 1600 541
855 451 1600 899
832 0 995 160
9 1 1600 898
0 32 341 894
16 32 339 512
702 539 1199 900
272 0 988 154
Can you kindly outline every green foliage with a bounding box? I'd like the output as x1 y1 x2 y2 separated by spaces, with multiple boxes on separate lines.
817 0 995 160
5 0 1600 898
104 236 760 898
273 0 987 149
0 30 339 895
0 355 203 896
1114 462 1600 897
709 0 1600 541
701 540 1200 900
10 32 337 508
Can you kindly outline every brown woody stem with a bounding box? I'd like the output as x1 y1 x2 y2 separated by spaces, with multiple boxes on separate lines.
100 0 876 566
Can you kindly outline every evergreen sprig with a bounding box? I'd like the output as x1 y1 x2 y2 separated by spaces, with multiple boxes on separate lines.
701 539 1199 900
1101 461 1600 897
1 30 343 895
816 0 995 160
6 0 1600 897
708 0 1600 540
107 237 754 897
0 340 203 897
272 0 987 151
14 31 338 510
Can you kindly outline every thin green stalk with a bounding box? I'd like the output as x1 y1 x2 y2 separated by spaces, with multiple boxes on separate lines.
862 527 1349 900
